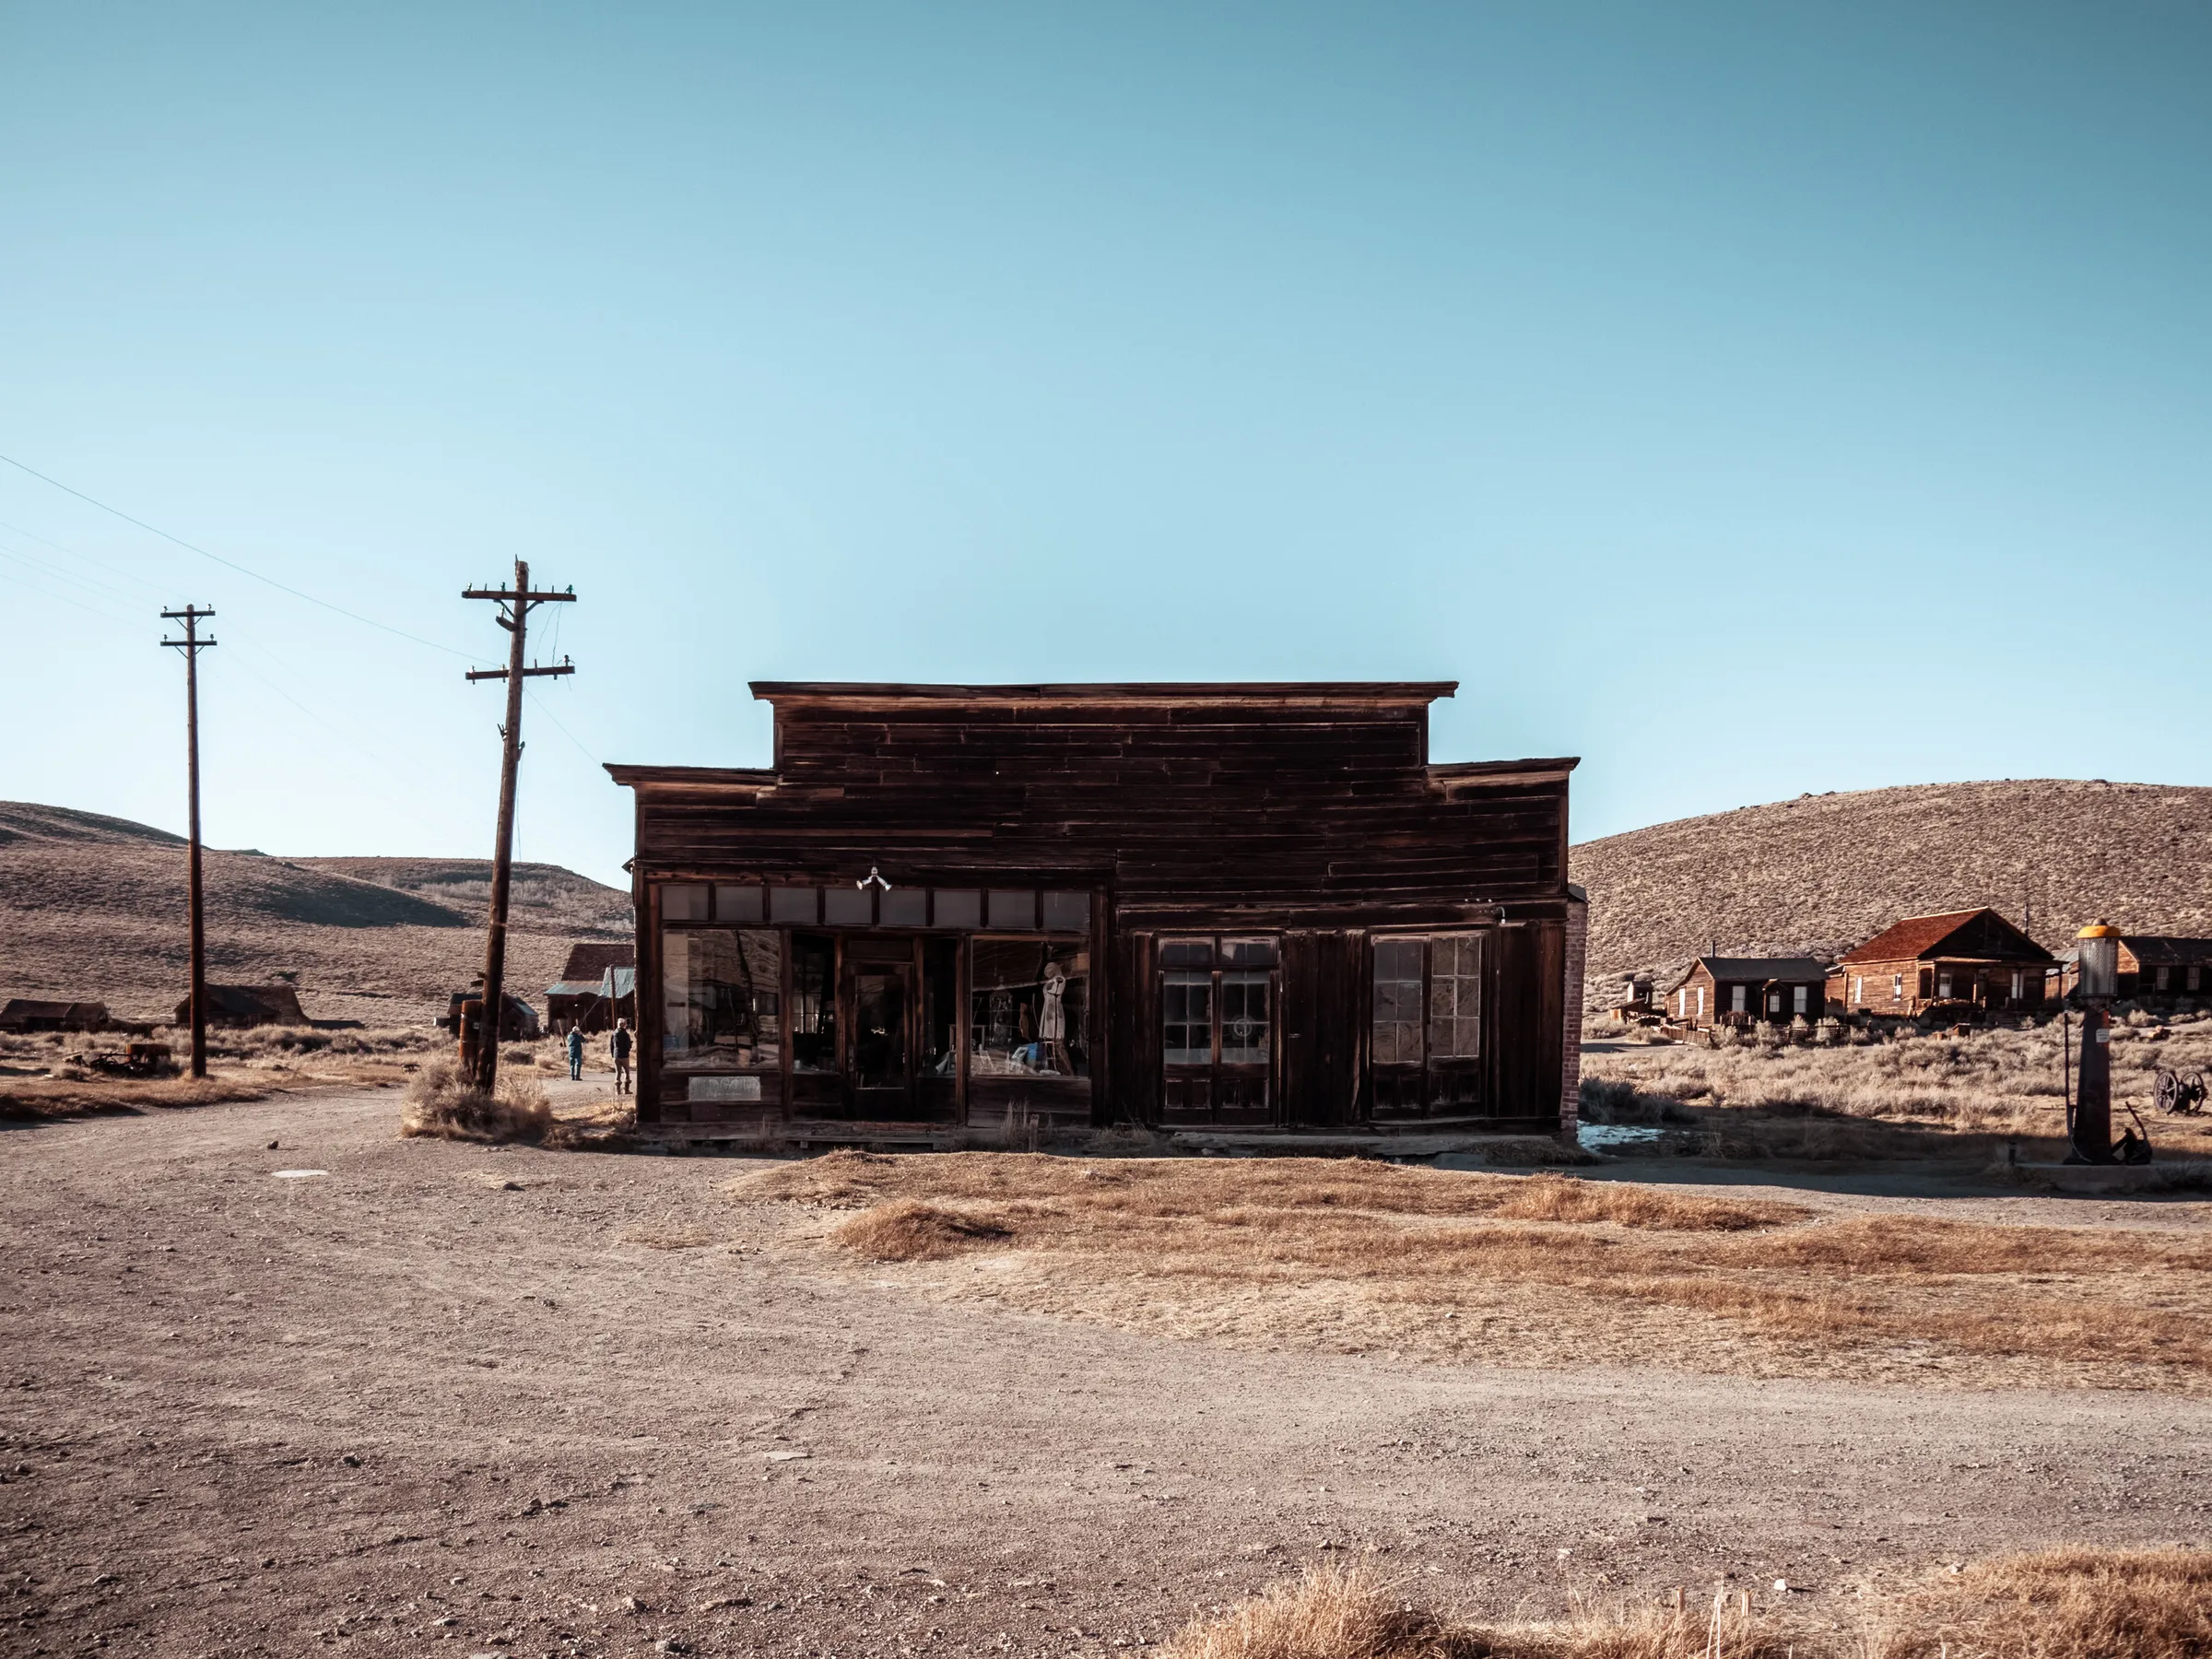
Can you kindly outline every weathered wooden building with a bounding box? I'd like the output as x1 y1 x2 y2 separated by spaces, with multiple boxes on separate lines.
545 942 638 1032
608 682 1585 1142
172 984 310 1029
2053 935 2212 1000
1665 957 1830 1029
1829 909 2053 1017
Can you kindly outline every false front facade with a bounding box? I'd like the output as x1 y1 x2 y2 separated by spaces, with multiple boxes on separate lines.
608 682 1584 1140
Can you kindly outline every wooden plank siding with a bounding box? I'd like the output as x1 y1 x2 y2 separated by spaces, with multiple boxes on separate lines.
610 683 1578 1137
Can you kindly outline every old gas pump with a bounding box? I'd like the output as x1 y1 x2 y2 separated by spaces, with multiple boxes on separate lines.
2067 923 2133 1164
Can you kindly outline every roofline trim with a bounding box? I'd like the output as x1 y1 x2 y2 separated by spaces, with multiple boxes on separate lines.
748 680 1460 703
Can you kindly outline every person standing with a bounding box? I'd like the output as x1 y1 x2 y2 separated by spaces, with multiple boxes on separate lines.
611 1018 632 1095
566 1023 584 1081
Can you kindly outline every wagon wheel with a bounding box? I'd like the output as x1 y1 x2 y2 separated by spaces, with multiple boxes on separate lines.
2157 1070 2181 1113
2187 1072 2210 1115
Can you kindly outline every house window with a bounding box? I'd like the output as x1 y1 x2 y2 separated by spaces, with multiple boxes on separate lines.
1372 938 1424 1065
1730 985 1747 1014
2190 967 2203 993
1936 972 1953 999
1429 934 1483 1059
2156 966 2171 993
1697 987 1706 1018
714 884 764 923
1677 988 1687 1018
1852 976 1864 1005
661 929 781 1072
1893 974 1904 1002
2010 971 2025 1001
663 884 709 922
1793 985 1808 1015
1766 990 1783 1015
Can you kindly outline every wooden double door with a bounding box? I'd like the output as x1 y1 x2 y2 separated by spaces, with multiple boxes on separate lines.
792 933 958 1123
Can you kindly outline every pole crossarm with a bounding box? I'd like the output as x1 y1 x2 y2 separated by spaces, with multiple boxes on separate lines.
465 660 576 683
460 587 577 603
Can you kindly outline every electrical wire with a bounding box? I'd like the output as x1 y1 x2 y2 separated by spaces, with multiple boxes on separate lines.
0 449 477 660
524 684 602 767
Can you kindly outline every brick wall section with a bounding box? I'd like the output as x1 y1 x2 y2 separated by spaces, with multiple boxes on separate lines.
1560 886 1588 1135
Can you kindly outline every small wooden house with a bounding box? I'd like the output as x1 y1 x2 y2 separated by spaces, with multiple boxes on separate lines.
608 681 1586 1141
1665 958 1829 1029
1829 909 2053 1017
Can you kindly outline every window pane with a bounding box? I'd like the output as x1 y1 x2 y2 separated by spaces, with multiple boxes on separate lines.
934 888 982 929
971 937 1090 1078
987 890 1036 930
1220 971 1271 1063
881 888 927 928
1372 935 1426 1065
1162 971 1212 1064
663 884 709 923
823 886 873 926
661 929 782 1071
1429 932 1481 1059
769 885 818 924
1222 936 1278 967
714 883 763 923
1041 890 1090 934
1160 939 1213 968
790 933 836 1071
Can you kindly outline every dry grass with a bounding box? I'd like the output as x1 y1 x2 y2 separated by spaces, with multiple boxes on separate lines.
831 1198 1014 1260
399 1060 554 1143
729 1152 2212 1391
1161 1548 2212 1659
1581 1011 2212 1162
0 1022 457 1119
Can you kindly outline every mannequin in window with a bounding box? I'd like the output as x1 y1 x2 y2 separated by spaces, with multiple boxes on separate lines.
1040 964 1068 1075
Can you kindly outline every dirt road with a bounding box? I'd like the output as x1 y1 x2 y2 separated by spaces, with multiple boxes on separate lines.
5 1087 2208 1657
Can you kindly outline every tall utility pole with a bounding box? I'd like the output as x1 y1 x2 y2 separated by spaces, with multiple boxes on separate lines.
463 560 574 1093
161 606 218 1079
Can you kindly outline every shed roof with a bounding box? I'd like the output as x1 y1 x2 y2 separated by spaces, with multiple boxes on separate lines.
2124 935 2212 966
1669 957 1829 991
748 680 1461 705
559 941 635 982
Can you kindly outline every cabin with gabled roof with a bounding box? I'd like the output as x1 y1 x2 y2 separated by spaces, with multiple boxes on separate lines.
1828 908 2053 1018
607 681 1587 1145
1665 957 1830 1029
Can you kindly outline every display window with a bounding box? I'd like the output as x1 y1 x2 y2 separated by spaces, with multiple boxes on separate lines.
970 936 1089 1078
660 929 782 1072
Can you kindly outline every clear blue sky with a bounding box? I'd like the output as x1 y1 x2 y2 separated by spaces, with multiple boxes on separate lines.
4 3 2206 889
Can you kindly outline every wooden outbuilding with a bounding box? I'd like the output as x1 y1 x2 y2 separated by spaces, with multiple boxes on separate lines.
2053 935 2212 1000
607 681 1586 1142
0 999 112 1033
176 985 310 1029
1829 909 2053 1018
1664 958 1829 1029
546 943 638 1032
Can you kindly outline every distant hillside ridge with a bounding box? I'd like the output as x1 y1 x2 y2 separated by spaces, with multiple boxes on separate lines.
1570 779 2212 992
0 801 634 1022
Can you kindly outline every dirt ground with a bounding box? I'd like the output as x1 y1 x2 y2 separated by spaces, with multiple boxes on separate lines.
5 1086 2211 1659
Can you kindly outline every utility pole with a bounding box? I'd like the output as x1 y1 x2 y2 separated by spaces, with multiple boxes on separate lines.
463 560 574 1093
161 606 217 1079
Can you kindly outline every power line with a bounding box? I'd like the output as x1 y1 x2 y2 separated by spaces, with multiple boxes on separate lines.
0 449 476 660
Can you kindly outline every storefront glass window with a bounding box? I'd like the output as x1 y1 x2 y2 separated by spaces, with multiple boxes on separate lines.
791 933 836 1071
970 936 1088 1077
663 884 709 922
934 889 982 929
661 929 781 1072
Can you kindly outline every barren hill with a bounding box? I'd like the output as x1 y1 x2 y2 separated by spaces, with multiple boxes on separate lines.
1571 780 2212 994
0 803 633 1024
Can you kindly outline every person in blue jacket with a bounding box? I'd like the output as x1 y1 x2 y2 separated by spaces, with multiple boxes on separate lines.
566 1024 584 1080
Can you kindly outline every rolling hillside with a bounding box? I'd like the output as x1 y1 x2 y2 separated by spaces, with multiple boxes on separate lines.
1571 780 2212 994
0 802 633 1023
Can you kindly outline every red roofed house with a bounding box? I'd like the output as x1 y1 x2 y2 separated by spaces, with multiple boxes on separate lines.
1829 909 2053 1018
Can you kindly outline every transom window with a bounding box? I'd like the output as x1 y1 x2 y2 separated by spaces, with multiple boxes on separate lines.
660 881 1089 933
